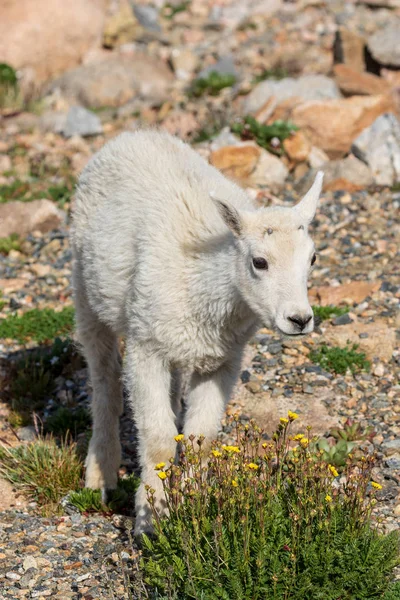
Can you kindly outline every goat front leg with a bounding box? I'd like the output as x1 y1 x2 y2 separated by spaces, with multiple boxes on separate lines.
184 351 244 451
124 339 178 536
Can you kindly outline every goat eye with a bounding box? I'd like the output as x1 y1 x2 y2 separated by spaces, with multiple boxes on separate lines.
252 257 268 270
311 253 317 266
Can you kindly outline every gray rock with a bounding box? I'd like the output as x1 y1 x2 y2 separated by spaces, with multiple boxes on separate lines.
62 106 102 138
49 56 173 109
17 426 37 442
332 313 354 326
38 110 67 134
210 127 241 151
297 155 373 195
244 75 341 114
132 3 161 32
367 22 400 67
385 454 400 470
382 438 400 454
351 113 400 186
199 55 238 79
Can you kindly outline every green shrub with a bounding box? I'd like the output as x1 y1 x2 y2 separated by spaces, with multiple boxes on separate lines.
0 436 83 515
69 474 139 513
252 67 288 84
0 63 17 86
312 305 349 322
310 343 370 375
141 417 399 599
0 233 21 254
46 406 91 438
189 71 237 98
0 306 75 343
231 116 297 155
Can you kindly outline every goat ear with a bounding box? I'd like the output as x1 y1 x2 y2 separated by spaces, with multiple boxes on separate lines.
294 171 324 224
210 191 243 237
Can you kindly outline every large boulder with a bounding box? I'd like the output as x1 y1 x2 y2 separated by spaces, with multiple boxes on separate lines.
352 113 400 186
0 0 106 84
49 55 174 108
291 94 397 158
0 199 65 238
244 75 340 115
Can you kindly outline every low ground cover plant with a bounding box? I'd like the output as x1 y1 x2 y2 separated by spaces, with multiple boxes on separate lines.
310 343 370 375
141 416 399 599
312 305 350 322
231 116 298 155
0 306 75 343
189 71 237 97
0 233 21 255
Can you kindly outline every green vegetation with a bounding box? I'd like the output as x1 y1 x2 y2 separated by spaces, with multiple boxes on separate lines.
69 474 139 514
312 437 356 468
231 116 298 155
310 343 370 375
312 305 350 322
384 583 400 599
5 338 81 428
0 233 21 255
0 437 83 515
0 63 17 86
46 406 91 438
0 176 75 208
141 417 399 599
162 1 191 19
0 306 75 343
330 418 375 443
252 67 289 84
0 63 19 109
189 71 237 98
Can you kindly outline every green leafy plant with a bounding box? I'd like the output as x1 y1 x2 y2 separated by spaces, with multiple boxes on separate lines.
0 233 21 254
383 582 400 599
45 406 91 438
330 418 375 443
68 474 139 513
311 437 356 468
46 180 75 208
0 63 17 86
231 116 298 155
189 71 237 98
252 67 289 84
0 179 40 203
0 436 83 515
312 305 350 322
162 1 191 19
309 343 370 375
0 306 75 343
140 416 399 599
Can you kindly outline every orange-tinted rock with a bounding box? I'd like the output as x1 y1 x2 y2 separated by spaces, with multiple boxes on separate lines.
0 200 65 238
334 65 390 96
309 281 381 305
283 131 311 162
210 144 261 180
291 94 398 158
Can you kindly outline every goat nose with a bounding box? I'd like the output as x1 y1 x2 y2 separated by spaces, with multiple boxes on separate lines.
287 314 312 331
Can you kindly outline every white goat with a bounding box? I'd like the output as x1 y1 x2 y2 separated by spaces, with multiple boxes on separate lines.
71 130 323 535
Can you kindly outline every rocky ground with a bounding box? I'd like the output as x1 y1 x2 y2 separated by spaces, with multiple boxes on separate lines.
1 0 400 598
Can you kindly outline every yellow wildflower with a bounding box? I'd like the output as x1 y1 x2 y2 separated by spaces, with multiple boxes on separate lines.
280 417 289 425
300 438 309 447
288 411 299 421
328 465 339 478
325 494 332 503
371 481 382 490
293 433 305 441
262 443 268 449
212 450 222 458
246 463 259 470
154 462 166 470
231 480 239 487
174 434 184 442
222 445 240 453
157 472 167 480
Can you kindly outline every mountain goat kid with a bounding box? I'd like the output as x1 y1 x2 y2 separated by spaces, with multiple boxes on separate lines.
71 130 323 535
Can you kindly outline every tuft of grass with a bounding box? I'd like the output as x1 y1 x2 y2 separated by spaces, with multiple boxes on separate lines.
45 406 91 438
310 343 370 375
0 180 40 204
46 181 75 209
0 63 17 86
0 233 21 255
0 436 83 514
312 305 349 322
231 116 297 155
252 67 289 84
383 582 400 599
68 474 139 514
162 1 191 19
189 71 237 98
140 416 399 599
0 306 75 343
0 175 75 207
